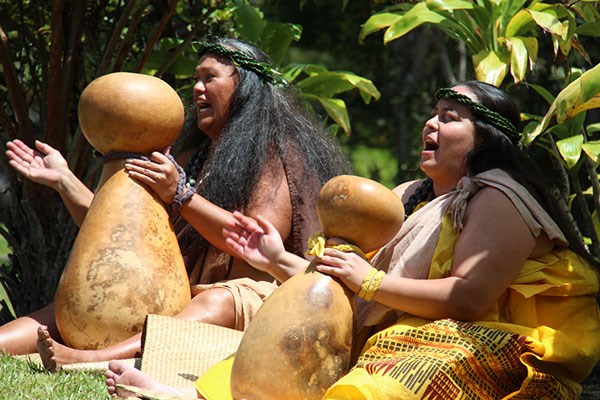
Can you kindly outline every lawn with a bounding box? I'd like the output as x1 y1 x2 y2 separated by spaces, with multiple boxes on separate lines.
0 353 109 399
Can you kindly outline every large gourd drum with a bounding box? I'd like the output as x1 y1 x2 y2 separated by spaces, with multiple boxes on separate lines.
230 175 404 399
53 72 191 350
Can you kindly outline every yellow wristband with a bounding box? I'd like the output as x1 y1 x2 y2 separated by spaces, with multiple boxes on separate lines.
363 270 385 301
358 267 377 299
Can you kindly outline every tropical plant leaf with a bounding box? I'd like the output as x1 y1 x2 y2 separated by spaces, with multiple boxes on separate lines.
232 4 266 44
582 141 600 164
528 64 600 143
259 23 302 66
359 13 402 43
507 36 528 82
505 9 536 37
295 71 380 103
383 3 447 44
526 83 556 105
587 123 600 135
426 0 476 12
527 8 568 40
472 49 509 86
305 95 351 134
556 135 583 168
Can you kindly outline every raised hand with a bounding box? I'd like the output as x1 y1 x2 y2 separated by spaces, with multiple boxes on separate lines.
223 211 286 274
6 140 70 189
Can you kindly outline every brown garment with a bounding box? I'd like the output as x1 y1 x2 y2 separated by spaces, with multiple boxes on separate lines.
190 278 278 330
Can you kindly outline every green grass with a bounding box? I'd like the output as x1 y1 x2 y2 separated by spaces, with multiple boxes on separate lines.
0 353 110 399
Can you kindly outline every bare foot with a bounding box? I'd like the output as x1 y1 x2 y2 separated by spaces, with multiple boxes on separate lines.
105 360 198 399
36 325 94 371
36 325 61 372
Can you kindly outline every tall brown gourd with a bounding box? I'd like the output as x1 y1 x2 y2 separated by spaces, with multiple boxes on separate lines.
230 175 404 399
53 72 191 350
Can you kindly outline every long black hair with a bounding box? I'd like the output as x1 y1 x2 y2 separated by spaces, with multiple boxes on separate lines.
174 37 351 264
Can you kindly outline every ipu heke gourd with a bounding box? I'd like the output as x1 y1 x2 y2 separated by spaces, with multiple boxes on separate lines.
53 72 191 350
230 175 404 399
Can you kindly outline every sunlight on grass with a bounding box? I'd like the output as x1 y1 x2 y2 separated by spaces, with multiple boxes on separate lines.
0 353 110 399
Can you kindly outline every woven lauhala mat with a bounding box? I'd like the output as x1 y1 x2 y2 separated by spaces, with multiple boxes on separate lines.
139 314 243 389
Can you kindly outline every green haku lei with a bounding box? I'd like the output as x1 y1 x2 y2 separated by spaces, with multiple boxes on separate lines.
435 87 522 149
194 41 287 86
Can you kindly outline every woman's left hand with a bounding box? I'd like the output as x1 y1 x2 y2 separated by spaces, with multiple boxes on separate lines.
316 248 372 293
124 151 179 204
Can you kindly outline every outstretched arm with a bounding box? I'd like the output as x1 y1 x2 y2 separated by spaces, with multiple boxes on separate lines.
6 140 93 226
223 211 306 282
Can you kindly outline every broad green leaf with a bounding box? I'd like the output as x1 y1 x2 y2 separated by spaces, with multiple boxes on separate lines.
521 113 542 123
283 63 327 82
384 3 447 44
556 77 600 124
528 64 600 143
582 141 600 164
426 0 476 12
296 71 380 103
259 23 302 66
587 123 600 135
521 36 538 69
472 50 509 86
507 37 528 82
556 135 583 168
233 4 266 43
315 96 351 134
505 9 535 37
359 13 402 43
343 73 381 103
527 8 568 40
578 3 600 23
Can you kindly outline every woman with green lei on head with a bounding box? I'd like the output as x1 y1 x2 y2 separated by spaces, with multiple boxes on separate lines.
2 37 351 369
148 80 600 399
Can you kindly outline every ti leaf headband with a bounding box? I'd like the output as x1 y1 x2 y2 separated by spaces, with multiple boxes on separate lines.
435 87 521 148
195 41 287 86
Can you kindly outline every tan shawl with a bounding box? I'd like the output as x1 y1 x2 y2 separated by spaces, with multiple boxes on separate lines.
357 168 567 327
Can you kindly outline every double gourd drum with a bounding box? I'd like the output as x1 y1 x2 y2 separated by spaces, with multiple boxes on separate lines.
53 72 191 349
230 175 404 399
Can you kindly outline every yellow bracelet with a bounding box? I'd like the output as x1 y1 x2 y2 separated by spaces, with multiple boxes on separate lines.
363 270 385 301
358 267 377 299
306 232 326 258
306 233 367 260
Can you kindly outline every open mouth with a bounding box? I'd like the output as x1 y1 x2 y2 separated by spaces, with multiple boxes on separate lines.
196 100 210 111
424 138 439 151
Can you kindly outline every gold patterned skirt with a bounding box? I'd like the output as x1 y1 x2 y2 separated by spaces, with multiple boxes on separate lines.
322 318 578 400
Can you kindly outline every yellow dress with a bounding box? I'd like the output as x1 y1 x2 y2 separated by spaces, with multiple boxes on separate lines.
321 214 600 399
194 213 600 399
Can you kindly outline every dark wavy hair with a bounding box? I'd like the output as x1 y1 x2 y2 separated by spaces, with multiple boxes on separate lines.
405 80 598 269
173 37 351 261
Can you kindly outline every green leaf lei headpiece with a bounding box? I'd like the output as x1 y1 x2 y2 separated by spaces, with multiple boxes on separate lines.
435 87 522 149
194 41 287 86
